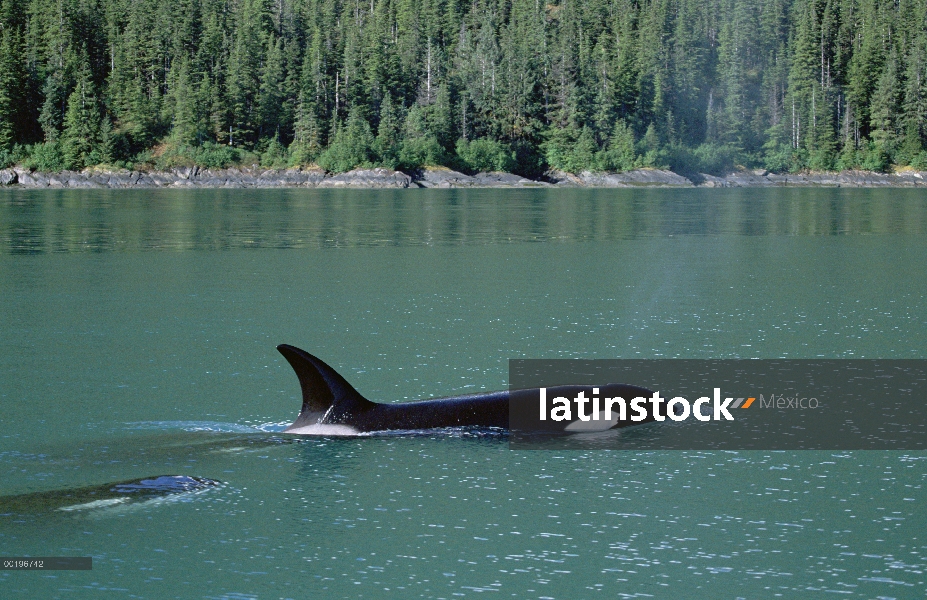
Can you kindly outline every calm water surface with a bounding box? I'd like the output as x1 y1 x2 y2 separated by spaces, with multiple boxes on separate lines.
1 188 926 598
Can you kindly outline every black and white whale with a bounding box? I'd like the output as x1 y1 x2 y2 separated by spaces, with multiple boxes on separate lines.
277 344 659 435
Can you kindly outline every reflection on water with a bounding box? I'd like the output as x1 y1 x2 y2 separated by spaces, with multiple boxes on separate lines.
2 187 927 254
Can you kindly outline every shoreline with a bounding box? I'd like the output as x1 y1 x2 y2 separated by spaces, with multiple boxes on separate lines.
2 165 927 189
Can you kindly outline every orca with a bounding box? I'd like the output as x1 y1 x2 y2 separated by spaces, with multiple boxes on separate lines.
0 476 221 517
277 344 659 435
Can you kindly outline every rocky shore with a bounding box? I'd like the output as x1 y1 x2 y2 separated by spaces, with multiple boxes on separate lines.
2 164 927 189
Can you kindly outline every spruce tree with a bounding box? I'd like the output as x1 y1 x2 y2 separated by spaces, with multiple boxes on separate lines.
374 93 402 167
317 107 375 172
0 27 20 151
61 56 102 170
168 56 199 145
870 50 901 159
257 34 285 140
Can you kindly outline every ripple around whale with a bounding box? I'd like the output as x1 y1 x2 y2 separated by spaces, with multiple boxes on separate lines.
123 420 280 433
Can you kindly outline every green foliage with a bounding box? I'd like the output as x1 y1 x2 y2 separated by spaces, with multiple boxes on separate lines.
637 124 663 168
289 96 324 166
0 27 23 151
909 151 927 170
857 142 891 172
260 136 289 168
807 147 835 172
398 136 448 170
570 127 598 173
394 105 450 169
895 124 924 166
373 95 402 169
196 143 244 170
61 58 102 170
595 120 639 172
317 109 375 173
0 144 27 169
542 126 579 173
455 138 515 173
154 142 242 170
659 143 741 176
98 118 115 166
542 125 602 174
763 147 792 173
510 140 546 180
832 142 890 173
23 142 66 172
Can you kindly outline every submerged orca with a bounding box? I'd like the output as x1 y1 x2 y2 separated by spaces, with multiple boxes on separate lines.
0 475 221 517
277 344 658 435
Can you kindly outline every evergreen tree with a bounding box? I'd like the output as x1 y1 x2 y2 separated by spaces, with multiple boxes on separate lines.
167 56 199 145
290 92 324 165
317 107 375 172
374 93 402 167
597 119 638 171
61 55 102 169
899 29 927 163
257 33 285 139
228 0 271 145
870 49 901 158
0 26 22 150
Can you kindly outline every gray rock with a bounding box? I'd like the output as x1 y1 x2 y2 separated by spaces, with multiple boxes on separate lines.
292 168 326 186
621 169 693 185
470 171 548 186
893 170 927 186
716 170 776 187
70 177 100 188
413 167 477 187
173 166 199 180
170 179 197 187
87 174 113 186
8 163 927 189
237 173 258 186
577 169 693 187
135 174 156 186
835 170 893 186
106 173 133 187
413 168 549 187
318 168 411 188
198 177 225 187
15 170 45 186
697 174 730 188
254 169 285 186
148 173 175 186
544 171 584 186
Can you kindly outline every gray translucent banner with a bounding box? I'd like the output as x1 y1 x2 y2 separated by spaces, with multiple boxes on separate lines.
1 557 92 570
509 360 927 450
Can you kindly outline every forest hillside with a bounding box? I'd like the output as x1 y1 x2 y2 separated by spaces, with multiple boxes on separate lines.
1 0 926 176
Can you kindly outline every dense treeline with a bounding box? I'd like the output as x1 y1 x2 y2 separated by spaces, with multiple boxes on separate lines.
1 0 927 175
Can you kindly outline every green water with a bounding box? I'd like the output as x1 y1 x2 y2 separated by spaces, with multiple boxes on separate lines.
1 188 926 598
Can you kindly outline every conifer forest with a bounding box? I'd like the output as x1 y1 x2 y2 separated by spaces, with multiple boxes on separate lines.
1 0 927 175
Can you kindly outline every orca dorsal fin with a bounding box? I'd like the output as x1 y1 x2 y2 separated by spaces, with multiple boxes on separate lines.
276 345 375 428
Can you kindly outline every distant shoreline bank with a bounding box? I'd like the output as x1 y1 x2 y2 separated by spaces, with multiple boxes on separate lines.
2 165 927 190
